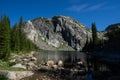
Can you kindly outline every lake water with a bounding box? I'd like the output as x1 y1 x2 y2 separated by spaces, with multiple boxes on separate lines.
34 51 120 80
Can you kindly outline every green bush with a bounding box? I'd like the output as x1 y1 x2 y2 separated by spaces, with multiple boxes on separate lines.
8 62 16 67
0 75 8 80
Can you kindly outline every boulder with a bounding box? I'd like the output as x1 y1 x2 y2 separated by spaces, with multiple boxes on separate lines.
27 62 35 66
0 70 33 80
31 57 37 61
52 65 58 69
9 59 16 63
40 65 49 70
12 63 26 69
22 58 28 62
58 60 63 67
77 61 83 65
47 60 54 67
27 62 38 70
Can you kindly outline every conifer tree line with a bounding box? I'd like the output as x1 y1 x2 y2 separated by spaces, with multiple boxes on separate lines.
83 23 105 52
0 14 38 60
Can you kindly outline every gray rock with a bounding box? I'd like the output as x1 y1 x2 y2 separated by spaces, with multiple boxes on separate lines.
9 59 16 63
0 70 33 80
12 63 26 69
23 15 92 51
52 65 58 69
40 65 49 70
58 60 63 67
77 61 83 65
47 60 54 67
31 57 37 61
27 62 37 70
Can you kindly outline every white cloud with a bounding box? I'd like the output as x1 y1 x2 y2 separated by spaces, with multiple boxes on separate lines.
87 2 106 11
66 2 107 12
67 4 88 12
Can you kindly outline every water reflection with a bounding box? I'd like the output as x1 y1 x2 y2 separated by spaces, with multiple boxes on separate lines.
34 51 120 80
35 51 87 65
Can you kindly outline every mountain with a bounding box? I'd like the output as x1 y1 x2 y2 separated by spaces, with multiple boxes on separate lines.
102 23 120 53
105 23 120 31
23 15 120 52
23 16 92 51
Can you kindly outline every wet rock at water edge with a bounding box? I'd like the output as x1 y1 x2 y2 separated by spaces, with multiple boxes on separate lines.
58 60 63 67
0 70 33 80
47 60 55 67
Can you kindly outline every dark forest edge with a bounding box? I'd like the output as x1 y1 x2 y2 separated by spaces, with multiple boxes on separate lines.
0 14 39 60
83 23 106 52
83 23 120 53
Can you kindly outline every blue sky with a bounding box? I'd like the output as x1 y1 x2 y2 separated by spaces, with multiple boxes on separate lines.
0 0 120 31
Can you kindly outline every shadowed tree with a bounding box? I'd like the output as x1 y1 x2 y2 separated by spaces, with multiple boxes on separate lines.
92 23 98 48
11 23 20 53
0 14 11 59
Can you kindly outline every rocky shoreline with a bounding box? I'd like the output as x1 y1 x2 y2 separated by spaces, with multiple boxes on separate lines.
0 51 38 80
0 51 87 80
1 51 120 80
10 51 38 70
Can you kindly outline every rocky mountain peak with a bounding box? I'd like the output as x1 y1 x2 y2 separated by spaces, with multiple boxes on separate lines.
23 15 91 51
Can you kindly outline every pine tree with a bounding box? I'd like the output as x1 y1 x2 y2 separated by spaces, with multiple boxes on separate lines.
92 23 98 47
11 24 20 53
0 14 38 59
83 35 89 51
18 16 37 52
18 16 26 51
0 14 11 59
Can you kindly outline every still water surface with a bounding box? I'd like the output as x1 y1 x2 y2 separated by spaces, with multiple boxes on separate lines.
34 51 120 80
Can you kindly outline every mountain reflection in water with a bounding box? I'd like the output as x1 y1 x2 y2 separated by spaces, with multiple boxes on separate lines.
34 51 120 80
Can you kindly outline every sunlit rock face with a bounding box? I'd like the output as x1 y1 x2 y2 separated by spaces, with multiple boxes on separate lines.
24 20 38 42
23 15 92 51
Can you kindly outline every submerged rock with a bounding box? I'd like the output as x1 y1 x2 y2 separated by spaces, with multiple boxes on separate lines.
77 61 83 65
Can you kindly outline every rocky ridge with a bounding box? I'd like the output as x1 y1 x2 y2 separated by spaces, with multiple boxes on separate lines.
105 23 120 31
23 16 92 51
23 15 119 51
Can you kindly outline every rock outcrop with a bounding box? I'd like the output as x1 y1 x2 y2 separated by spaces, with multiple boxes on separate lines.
10 51 38 70
0 70 33 80
23 15 91 51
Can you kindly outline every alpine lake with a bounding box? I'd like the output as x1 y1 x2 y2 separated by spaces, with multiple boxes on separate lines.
34 51 120 80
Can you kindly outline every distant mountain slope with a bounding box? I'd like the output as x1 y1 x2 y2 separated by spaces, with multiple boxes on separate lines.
102 23 120 52
105 23 120 31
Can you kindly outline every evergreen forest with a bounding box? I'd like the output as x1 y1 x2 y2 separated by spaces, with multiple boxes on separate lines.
0 14 38 60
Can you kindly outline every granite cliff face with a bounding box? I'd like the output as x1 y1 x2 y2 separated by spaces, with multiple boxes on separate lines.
23 16 92 51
